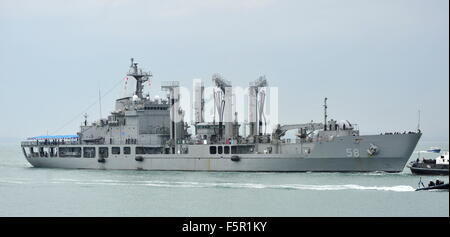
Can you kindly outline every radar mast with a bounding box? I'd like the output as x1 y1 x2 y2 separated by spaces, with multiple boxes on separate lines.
127 58 152 99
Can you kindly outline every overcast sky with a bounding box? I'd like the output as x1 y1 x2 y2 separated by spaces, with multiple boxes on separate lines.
0 0 448 141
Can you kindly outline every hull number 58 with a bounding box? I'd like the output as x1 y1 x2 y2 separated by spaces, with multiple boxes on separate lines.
346 148 360 158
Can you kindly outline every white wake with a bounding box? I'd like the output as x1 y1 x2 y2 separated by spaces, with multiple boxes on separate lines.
0 178 416 192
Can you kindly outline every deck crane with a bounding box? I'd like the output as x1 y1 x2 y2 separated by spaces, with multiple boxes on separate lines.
249 76 268 137
212 74 232 141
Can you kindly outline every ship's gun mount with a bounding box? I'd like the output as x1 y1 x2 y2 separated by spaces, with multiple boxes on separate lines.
272 122 323 141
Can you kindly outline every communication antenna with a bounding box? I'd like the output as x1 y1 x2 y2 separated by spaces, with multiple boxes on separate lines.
99 89 102 119
83 113 88 126
324 97 328 131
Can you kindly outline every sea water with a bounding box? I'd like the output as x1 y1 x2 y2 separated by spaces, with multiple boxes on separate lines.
0 141 448 217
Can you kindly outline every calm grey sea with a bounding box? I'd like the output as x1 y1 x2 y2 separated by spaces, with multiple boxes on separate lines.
0 140 448 217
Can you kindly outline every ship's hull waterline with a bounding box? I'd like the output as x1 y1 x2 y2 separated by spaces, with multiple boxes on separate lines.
25 156 413 173
23 133 421 172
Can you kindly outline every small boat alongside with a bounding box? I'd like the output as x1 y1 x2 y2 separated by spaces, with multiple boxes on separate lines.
426 147 441 153
407 152 449 175
416 178 449 191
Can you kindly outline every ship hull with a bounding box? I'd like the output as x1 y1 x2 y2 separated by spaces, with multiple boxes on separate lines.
26 155 413 172
23 133 421 172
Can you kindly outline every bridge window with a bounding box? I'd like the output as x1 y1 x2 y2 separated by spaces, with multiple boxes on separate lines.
231 146 237 154
136 146 162 154
83 147 96 158
229 145 254 154
112 147 120 155
124 147 131 155
59 147 82 158
224 146 230 154
209 146 216 154
99 147 109 158
218 146 223 154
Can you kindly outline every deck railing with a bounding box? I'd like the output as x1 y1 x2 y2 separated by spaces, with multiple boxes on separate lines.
21 140 80 146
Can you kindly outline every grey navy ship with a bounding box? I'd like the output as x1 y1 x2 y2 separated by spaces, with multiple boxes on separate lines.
21 59 421 172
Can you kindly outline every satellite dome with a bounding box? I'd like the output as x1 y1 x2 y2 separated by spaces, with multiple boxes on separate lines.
132 94 139 102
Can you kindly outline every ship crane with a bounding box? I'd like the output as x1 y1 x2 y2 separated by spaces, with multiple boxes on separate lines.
212 73 231 92
249 76 268 137
272 122 324 141
212 74 232 141
161 81 181 154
